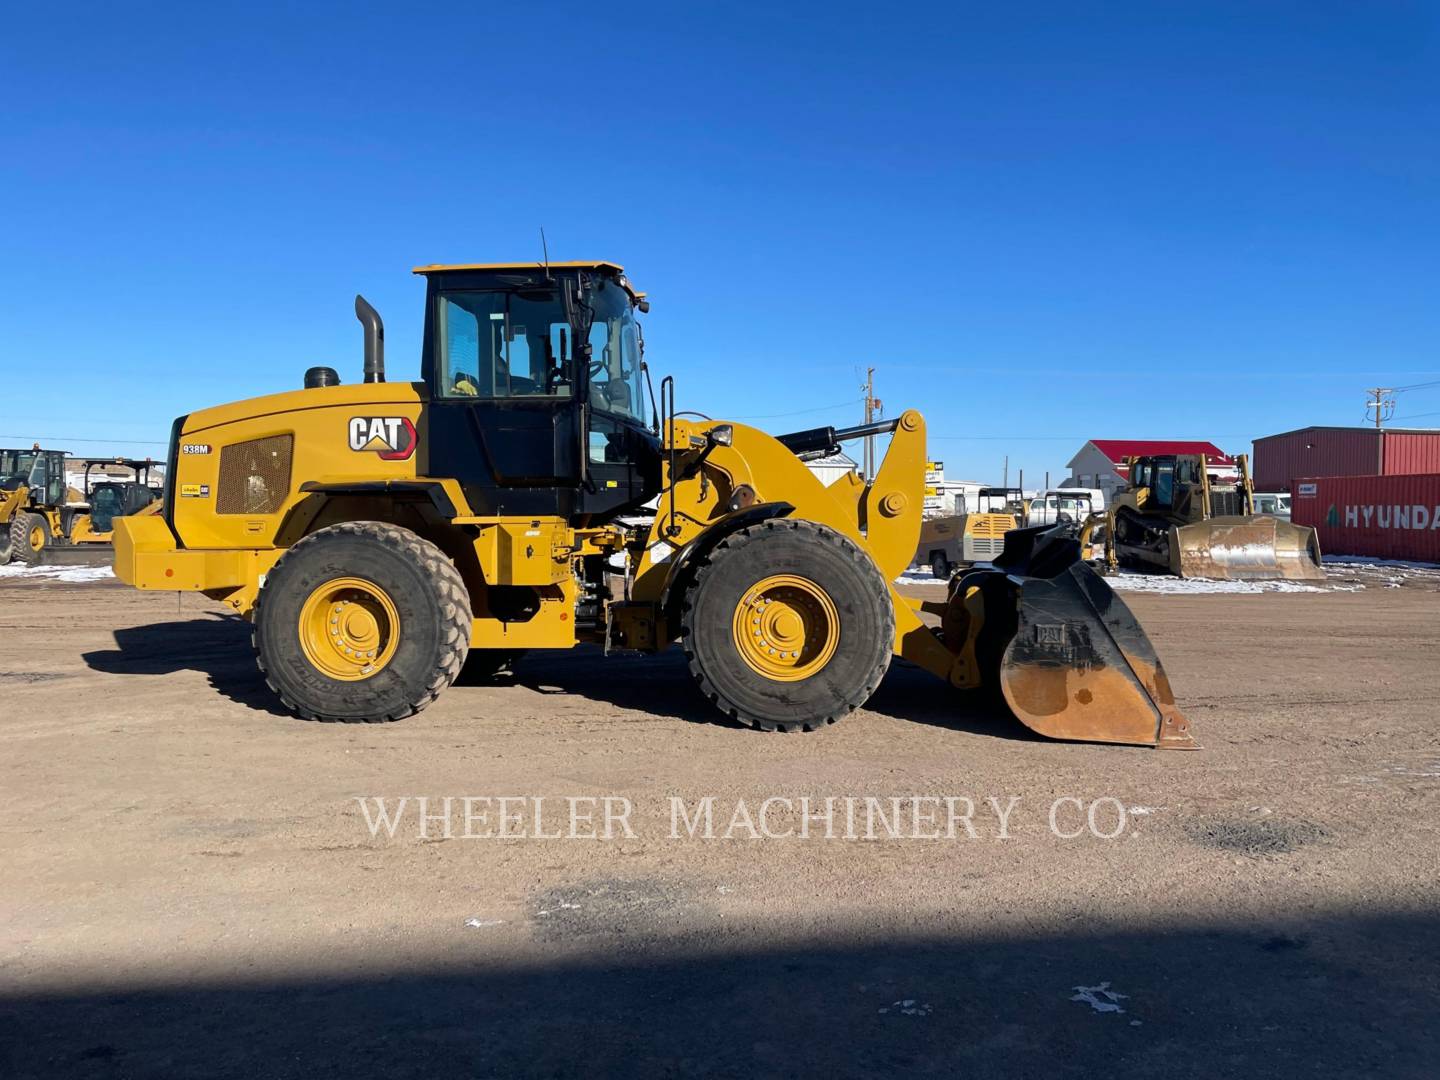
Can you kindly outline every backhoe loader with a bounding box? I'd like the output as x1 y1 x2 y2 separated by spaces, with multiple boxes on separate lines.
1092 453 1323 581
114 261 1194 748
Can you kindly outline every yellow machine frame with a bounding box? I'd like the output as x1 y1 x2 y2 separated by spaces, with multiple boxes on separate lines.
117 399 986 689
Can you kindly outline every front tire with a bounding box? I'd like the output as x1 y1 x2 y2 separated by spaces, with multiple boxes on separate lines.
930 551 951 579
680 519 894 732
253 522 471 722
11 513 51 565
0 521 11 564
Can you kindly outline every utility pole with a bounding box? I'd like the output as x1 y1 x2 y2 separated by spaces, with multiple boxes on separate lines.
1003 455 1008 487
1365 387 1395 429
860 366 882 481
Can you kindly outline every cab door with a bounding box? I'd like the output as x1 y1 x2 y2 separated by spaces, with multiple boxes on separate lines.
427 290 581 516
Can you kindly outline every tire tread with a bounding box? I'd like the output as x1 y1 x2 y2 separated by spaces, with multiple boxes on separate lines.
679 518 893 732
252 521 470 723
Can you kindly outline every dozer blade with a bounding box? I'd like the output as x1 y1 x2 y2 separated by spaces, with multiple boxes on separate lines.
34 544 115 567
960 526 1196 748
1171 516 1325 581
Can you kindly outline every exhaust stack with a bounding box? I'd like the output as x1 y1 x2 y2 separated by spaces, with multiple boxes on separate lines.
355 295 385 383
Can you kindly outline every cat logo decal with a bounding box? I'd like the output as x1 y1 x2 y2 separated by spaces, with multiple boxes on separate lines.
347 416 417 461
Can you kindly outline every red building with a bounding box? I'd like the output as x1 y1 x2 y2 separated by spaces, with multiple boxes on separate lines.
1253 426 1440 492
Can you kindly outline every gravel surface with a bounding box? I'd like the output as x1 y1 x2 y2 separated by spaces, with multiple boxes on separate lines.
2 572 1437 1078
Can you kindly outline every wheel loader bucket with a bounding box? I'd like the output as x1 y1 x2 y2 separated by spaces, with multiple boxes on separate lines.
1170 516 1325 581
960 527 1196 748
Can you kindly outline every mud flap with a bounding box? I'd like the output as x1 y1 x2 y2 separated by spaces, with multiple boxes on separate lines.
973 526 1196 748
1172 517 1324 582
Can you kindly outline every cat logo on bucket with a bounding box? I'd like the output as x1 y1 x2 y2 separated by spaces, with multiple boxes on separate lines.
347 416 417 461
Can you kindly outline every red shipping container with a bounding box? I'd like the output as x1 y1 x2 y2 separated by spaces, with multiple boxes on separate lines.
1292 473 1440 563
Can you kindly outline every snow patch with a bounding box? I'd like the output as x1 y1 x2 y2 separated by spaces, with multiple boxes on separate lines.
878 999 933 1016
0 564 115 584
897 568 945 584
1324 555 1440 572
1105 572 1332 595
1071 983 1127 1014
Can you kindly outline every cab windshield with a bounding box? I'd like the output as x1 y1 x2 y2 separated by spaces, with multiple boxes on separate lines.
582 278 644 423
1 450 36 480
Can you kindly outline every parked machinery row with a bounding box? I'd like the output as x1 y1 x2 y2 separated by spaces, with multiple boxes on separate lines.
0 448 161 565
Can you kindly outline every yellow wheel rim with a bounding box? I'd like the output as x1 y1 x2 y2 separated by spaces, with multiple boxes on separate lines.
298 577 400 681
28 525 44 551
731 574 840 682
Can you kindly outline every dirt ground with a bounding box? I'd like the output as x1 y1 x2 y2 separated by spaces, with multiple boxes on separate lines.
2 564 1438 1078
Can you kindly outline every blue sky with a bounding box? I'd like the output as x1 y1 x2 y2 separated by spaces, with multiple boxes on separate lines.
1 2 1437 484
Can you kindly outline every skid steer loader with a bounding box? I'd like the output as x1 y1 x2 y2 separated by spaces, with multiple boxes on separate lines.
113 261 1193 748
1095 453 1323 581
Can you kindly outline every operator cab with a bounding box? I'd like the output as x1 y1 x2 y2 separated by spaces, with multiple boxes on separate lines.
0 449 35 491
4 448 69 504
415 261 662 520
1128 455 1206 515
82 458 160 533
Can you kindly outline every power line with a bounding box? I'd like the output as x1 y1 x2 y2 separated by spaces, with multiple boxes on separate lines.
0 433 167 446
729 399 862 420
1393 379 1440 393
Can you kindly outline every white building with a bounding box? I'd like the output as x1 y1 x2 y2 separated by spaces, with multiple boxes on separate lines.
804 451 859 488
1064 439 1235 504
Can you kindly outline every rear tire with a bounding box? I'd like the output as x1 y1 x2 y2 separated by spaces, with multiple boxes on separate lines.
930 552 951 579
680 519 893 732
253 522 471 722
0 522 11 564
11 513 50 565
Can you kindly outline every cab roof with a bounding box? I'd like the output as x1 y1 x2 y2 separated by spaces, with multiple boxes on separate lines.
412 260 624 275
411 261 646 302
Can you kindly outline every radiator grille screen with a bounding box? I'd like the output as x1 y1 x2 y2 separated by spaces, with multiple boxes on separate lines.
1211 489 1243 517
217 435 293 515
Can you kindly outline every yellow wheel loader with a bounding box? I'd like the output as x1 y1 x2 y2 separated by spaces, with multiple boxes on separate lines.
1094 453 1323 581
113 261 1194 748
0 446 72 565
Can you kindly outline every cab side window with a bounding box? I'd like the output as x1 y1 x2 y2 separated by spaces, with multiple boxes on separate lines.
436 292 572 400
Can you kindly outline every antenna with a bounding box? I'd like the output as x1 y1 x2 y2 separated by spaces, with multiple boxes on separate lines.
540 227 551 280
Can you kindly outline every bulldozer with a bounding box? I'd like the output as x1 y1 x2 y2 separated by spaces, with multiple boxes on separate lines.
1093 452 1323 581
113 261 1194 749
916 487 1026 578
